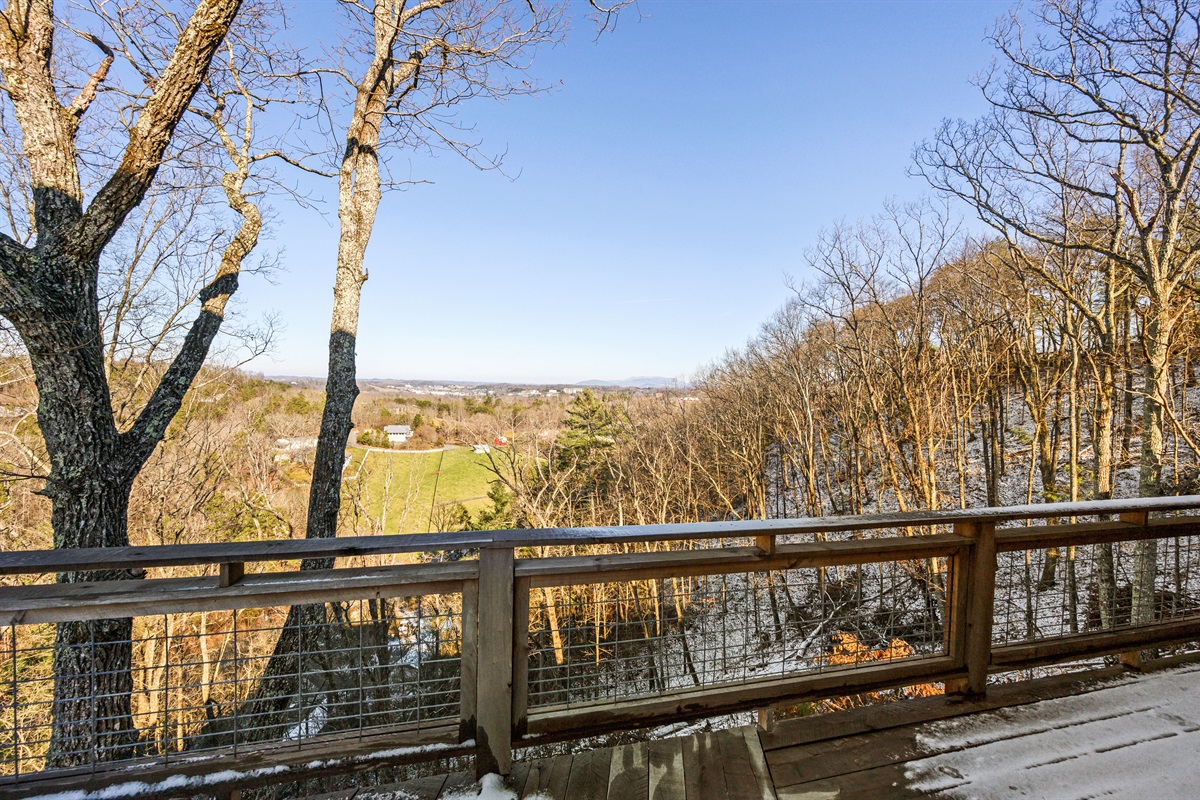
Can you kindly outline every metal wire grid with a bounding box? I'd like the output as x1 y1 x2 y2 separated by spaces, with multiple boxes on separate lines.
0 594 463 777
992 534 1200 646
525 560 949 710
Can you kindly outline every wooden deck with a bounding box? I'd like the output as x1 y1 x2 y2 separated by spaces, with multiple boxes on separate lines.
328 659 1199 799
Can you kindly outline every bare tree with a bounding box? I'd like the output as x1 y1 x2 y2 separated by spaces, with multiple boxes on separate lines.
0 0 250 764
305 0 566 551
915 0 1200 630
915 0 1200 499
206 0 573 755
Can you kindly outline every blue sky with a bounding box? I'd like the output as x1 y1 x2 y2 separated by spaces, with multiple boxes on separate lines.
240 0 1011 384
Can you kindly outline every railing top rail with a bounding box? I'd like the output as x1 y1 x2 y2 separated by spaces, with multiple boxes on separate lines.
2 495 1198 576
0 531 494 576
493 495 1200 547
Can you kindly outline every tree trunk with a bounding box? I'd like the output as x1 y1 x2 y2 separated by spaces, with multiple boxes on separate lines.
1095 360 1118 630
1132 310 1172 628
17 278 140 767
48 484 137 766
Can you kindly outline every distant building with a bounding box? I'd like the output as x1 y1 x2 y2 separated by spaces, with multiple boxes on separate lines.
273 436 318 451
384 424 413 444
493 436 509 447
472 443 491 454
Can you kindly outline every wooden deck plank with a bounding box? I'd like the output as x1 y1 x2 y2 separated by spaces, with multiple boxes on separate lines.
681 733 703 800
608 742 649 800
740 727 777 800
699 731 730 800
506 762 532 797
768 726 929 787
437 771 475 798
682 731 727 800
538 753 573 799
648 737 685 799
773 761 927 799
565 747 613 800
714 728 765 800
519 758 554 799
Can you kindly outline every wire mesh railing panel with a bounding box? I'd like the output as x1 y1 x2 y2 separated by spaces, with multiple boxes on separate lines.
0 593 464 778
992 534 1200 646
526 559 950 710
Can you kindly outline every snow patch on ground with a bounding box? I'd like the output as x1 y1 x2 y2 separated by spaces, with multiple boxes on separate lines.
284 700 327 741
905 664 1200 798
442 773 550 800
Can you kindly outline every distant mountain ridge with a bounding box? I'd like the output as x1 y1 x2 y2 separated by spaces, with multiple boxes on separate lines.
576 377 682 389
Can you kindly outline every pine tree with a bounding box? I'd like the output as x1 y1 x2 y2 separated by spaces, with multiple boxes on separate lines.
554 390 625 523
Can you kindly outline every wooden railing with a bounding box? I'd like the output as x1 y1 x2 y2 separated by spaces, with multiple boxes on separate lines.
1 495 1200 798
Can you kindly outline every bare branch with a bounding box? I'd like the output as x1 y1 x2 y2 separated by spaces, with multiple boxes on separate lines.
66 33 114 119
75 0 244 259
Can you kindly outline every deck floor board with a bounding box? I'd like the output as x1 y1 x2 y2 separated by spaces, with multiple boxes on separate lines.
647 736 686 798
607 742 649 800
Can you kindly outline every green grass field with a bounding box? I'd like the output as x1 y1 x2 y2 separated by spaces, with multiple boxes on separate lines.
344 447 496 533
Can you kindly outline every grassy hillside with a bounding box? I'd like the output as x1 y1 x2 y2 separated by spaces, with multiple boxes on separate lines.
345 447 496 533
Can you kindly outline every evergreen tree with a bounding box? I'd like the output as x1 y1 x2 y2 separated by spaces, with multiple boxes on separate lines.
554 390 626 524
471 483 515 530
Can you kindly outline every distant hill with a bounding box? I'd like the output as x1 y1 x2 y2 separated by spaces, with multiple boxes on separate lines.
577 377 683 389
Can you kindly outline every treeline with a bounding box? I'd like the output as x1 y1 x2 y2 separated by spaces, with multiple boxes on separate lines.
485 205 1199 532
0 369 569 550
471 0 1200 661
484 0 1200 534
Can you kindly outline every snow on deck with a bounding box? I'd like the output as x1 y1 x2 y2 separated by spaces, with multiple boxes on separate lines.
906 664 1200 799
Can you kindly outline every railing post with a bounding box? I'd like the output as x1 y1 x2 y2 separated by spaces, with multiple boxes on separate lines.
1119 510 1151 670
476 546 514 778
754 530 776 729
512 576 531 740
218 562 244 587
962 520 996 698
459 579 479 743
944 522 974 696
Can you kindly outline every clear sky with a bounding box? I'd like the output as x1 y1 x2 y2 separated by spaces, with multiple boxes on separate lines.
238 0 1012 384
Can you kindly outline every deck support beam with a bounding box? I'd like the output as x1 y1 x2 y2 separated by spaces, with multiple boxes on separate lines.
961 521 996 698
1120 510 1151 670
476 546 515 777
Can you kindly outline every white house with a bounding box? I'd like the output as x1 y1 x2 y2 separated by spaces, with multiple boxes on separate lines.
384 424 413 444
